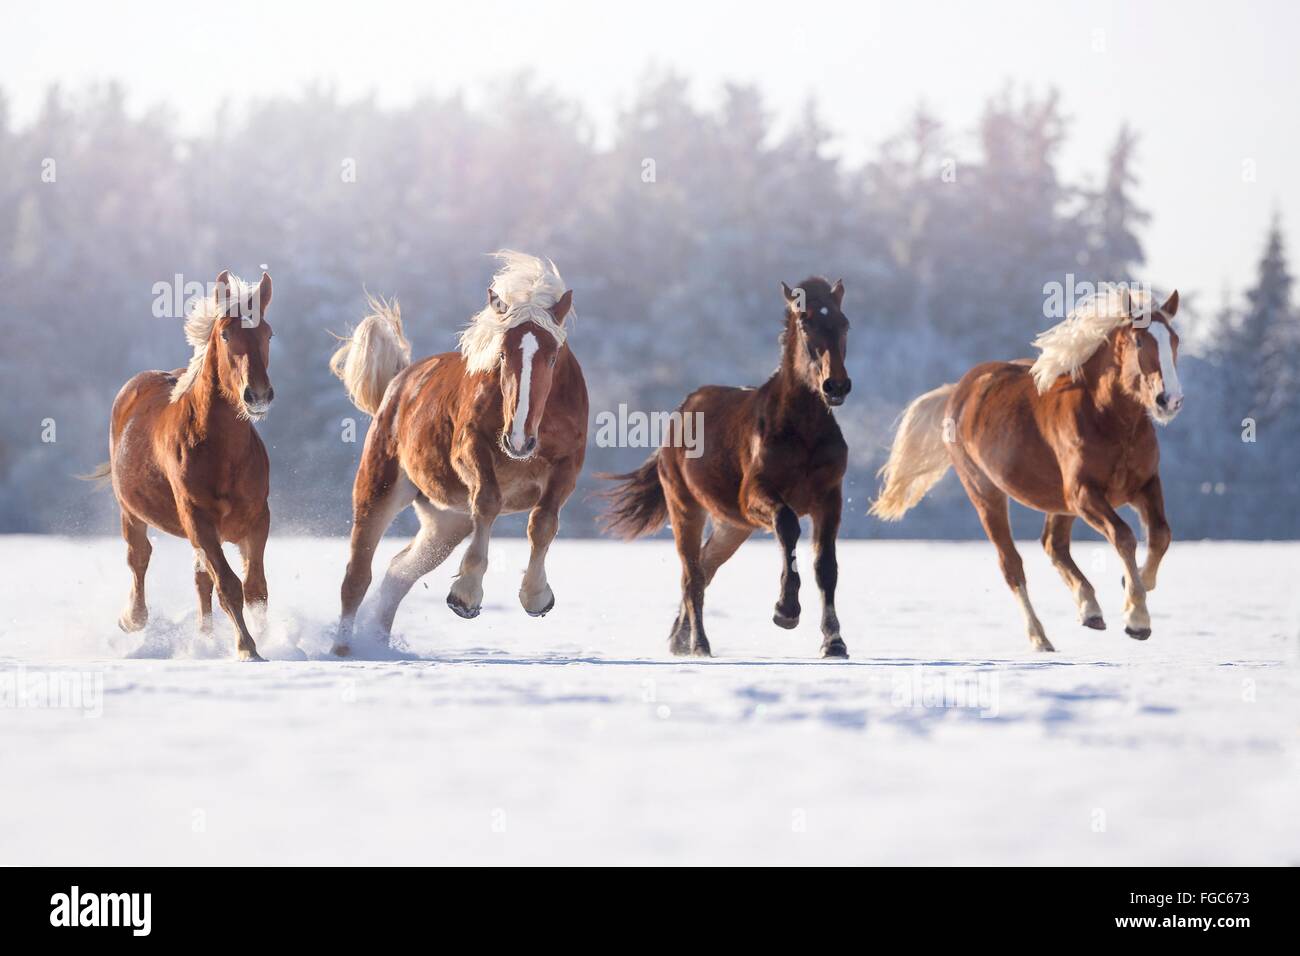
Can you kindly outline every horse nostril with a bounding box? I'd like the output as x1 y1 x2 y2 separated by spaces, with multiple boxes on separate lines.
243 387 254 404
266 387 274 403
523 436 538 454
1156 392 1168 408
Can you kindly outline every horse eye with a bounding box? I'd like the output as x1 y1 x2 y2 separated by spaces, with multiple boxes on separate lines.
220 329 229 341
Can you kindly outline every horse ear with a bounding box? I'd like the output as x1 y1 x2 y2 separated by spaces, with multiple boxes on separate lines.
258 272 272 314
214 270 233 312
781 282 805 315
550 289 573 324
831 279 845 308
488 287 508 315
1160 289 1179 319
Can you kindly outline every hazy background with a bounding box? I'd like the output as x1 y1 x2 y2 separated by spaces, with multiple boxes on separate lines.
1 0 1296 538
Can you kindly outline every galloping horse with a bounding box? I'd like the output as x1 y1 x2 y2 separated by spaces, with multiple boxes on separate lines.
601 278 852 659
89 271 276 661
871 286 1183 651
328 251 587 655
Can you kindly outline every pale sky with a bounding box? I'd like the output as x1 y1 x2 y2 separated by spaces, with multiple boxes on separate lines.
5 0 1295 306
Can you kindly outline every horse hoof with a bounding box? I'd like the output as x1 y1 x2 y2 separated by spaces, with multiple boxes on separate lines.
1125 626 1151 641
821 638 849 659
690 641 713 658
773 612 800 630
1033 640 1057 653
447 594 481 619
1082 615 1106 630
237 648 265 662
331 643 351 658
525 595 555 618
117 611 147 633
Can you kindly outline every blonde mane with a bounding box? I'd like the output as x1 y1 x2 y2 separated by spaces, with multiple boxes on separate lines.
1029 284 1154 393
170 275 262 402
458 250 571 374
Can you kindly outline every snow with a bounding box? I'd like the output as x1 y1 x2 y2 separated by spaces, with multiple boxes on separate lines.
1 533 1297 865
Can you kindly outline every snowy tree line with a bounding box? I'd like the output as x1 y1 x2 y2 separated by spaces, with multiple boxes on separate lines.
1 76 1295 538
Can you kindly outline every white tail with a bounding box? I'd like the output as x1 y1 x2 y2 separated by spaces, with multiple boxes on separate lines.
869 383 956 521
329 294 412 416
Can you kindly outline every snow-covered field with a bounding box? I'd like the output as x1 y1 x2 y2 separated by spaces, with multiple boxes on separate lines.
1 533 1296 865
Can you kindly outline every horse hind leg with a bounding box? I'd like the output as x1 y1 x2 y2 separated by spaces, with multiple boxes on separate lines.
118 512 151 632
374 499 472 637
960 475 1054 652
334 469 418 656
668 522 753 652
1040 514 1105 630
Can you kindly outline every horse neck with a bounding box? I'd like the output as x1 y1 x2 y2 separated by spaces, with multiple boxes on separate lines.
1080 349 1148 432
179 347 250 446
769 324 827 423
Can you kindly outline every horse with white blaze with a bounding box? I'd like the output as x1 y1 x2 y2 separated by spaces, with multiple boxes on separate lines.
328 251 588 654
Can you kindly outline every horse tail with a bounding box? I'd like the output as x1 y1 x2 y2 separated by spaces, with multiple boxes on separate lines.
329 293 412 416
597 454 668 539
76 461 112 488
869 383 956 521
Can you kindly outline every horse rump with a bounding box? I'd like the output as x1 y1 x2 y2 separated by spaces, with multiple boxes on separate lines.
597 453 668 539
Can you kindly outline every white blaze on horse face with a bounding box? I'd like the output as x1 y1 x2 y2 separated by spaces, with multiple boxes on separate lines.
510 331 539 450
1149 322 1183 415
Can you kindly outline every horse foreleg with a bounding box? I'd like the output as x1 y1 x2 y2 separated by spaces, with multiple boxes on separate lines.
118 512 151 632
1040 514 1104 629
186 511 262 661
1131 475 1171 592
447 447 501 619
374 500 471 635
1073 485 1150 640
520 504 559 617
239 507 271 635
194 549 214 633
811 488 848 658
743 482 802 630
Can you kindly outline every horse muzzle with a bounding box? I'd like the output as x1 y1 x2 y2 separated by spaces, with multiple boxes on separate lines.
500 432 539 460
1151 390 1183 425
822 377 852 407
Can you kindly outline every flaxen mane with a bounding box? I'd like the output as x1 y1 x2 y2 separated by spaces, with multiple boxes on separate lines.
1029 284 1154 393
170 275 262 402
458 250 571 374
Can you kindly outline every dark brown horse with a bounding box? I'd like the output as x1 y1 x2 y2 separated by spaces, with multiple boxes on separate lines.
88 271 275 661
601 277 852 658
328 251 587 655
871 286 1182 651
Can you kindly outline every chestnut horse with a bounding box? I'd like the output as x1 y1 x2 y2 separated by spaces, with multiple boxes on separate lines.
87 271 276 661
871 286 1182 651
601 277 852 659
328 251 587 655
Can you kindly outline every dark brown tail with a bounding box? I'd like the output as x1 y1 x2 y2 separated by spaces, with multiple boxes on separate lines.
597 454 668 539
